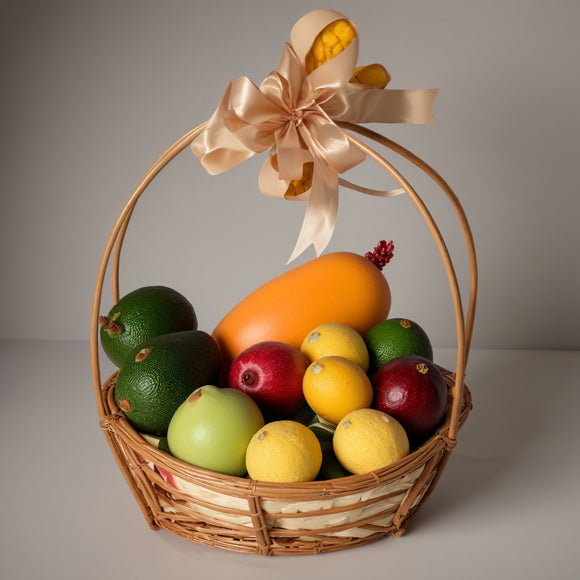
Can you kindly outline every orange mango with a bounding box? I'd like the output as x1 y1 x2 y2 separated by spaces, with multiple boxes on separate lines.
212 247 392 374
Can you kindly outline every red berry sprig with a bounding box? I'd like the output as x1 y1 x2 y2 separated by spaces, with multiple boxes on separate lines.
365 240 394 271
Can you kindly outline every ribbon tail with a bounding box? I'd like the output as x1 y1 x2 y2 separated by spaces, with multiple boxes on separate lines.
287 160 339 263
338 177 405 198
258 152 290 199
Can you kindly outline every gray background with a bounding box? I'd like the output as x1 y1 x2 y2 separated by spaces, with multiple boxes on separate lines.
2 0 579 350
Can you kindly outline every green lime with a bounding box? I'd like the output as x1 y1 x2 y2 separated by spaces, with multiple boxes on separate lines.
114 330 220 436
307 415 336 441
364 318 433 373
317 439 351 480
99 285 197 367
289 403 317 426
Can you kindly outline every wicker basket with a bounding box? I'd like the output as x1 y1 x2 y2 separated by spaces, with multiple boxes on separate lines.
90 121 477 556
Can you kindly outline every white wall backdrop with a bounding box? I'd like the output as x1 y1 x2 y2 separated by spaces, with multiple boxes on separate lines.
1 0 579 349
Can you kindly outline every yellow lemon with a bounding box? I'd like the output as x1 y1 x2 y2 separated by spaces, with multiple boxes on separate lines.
301 323 369 371
302 356 373 425
333 408 410 475
245 421 322 483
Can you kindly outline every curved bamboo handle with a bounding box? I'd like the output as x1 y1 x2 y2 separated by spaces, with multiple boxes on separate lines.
90 124 206 419
340 123 477 441
340 123 478 363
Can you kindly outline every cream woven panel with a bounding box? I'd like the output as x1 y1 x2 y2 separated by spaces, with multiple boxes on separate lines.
146 462 425 539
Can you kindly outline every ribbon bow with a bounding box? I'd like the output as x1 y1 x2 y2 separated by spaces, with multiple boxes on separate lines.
192 9 438 262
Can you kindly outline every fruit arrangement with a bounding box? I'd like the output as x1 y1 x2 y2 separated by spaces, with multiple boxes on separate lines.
101 240 450 484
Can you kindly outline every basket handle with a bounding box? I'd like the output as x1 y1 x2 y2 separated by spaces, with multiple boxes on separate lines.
90 123 477 443
340 122 477 442
90 124 206 419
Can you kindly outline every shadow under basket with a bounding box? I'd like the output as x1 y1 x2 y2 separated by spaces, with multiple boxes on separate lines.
90 122 477 556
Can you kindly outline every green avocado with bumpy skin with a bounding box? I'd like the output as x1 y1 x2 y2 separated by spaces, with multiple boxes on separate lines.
114 330 220 436
99 286 198 367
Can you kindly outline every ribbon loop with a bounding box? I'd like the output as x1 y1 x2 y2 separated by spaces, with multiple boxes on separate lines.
191 9 438 262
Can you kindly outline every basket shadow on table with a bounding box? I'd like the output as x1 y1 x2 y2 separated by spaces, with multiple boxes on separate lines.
412 350 549 528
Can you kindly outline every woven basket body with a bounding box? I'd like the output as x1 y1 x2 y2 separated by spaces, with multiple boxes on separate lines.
90 123 477 555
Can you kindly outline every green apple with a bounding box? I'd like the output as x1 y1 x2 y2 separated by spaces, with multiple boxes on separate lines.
167 385 265 476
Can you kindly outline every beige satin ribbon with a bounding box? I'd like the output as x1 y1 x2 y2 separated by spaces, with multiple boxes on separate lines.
192 9 438 262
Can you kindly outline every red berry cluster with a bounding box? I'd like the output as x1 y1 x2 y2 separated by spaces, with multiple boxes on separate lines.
365 240 394 271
